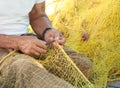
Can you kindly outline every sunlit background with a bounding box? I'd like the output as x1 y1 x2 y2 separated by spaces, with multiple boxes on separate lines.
45 0 55 15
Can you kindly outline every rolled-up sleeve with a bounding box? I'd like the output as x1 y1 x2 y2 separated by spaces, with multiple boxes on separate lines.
36 0 45 4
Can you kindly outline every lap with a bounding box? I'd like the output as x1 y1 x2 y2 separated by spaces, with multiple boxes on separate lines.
0 49 73 88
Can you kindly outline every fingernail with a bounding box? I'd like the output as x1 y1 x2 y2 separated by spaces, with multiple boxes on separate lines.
50 37 54 41
43 41 47 44
55 37 59 40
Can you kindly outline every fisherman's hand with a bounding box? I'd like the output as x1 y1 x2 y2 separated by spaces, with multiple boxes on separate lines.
44 29 66 46
17 36 47 56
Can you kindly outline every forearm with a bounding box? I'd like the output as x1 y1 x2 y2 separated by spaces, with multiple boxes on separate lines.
30 14 52 35
0 34 47 56
29 1 52 35
0 34 18 49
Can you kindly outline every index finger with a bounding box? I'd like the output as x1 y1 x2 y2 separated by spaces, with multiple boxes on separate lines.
58 37 66 45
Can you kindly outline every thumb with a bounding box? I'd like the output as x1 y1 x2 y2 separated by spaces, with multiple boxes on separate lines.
46 37 54 43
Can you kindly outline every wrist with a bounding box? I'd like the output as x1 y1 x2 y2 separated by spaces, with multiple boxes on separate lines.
39 27 52 40
11 36 20 50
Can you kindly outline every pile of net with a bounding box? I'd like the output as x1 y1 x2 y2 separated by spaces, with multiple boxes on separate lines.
46 0 120 88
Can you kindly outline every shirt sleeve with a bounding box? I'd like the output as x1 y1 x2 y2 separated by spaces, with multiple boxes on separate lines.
36 0 45 4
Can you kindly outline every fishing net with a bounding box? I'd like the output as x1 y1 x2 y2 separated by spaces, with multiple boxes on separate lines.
0 45 94 88
39 45 94 88
46 0 120 87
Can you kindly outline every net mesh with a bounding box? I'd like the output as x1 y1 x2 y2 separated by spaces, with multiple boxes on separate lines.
39 45 94 88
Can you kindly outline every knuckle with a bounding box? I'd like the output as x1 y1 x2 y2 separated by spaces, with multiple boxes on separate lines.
24 50 30 55
39 49 46 54
35 52 40 56
42 50 47 54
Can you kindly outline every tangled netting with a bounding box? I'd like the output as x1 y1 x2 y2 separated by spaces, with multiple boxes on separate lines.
47 0 120 87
